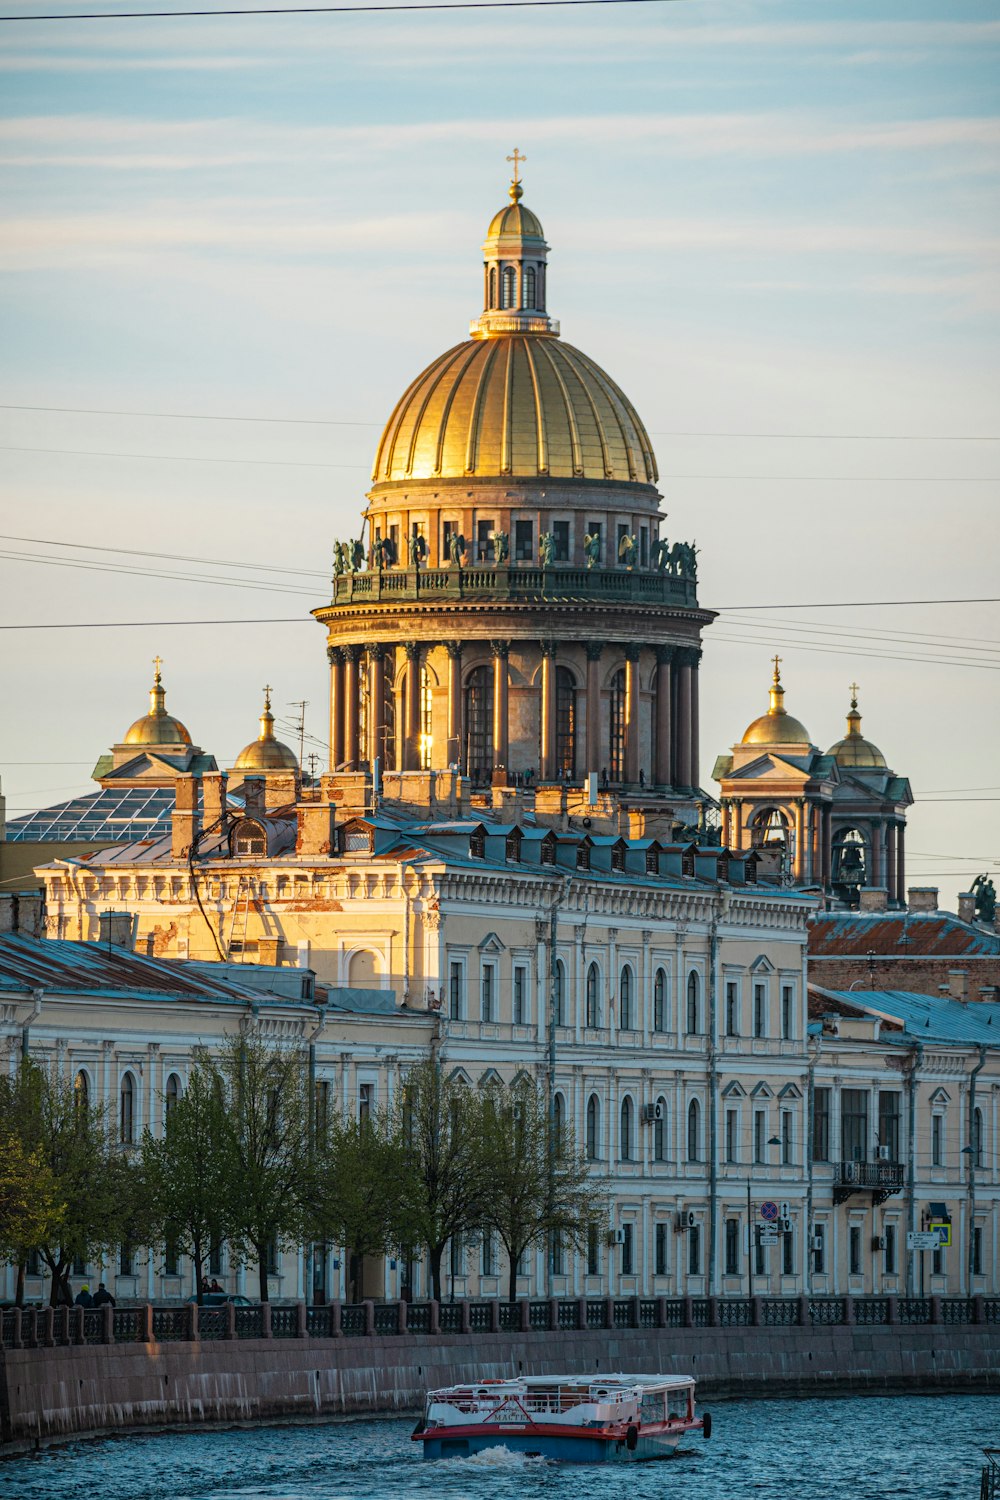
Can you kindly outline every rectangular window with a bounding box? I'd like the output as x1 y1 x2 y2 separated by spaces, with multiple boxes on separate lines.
753 983 766 1038
587 1224 600 1276
878 1091 901 1162
754 1227 765 1276
551 520 570 561
754 1109 766 1164
783 1227 794 1276
973 1226 983 1277
481 1232 495 1277
932 1114 943 1167
442 519 454 560
450 1234 464 1279
621 1223 634 1276
481 964 495 1023
209 1242 223 1276
550 1231 565 1277
119 1243 134 1277
514 519 534 561
726 1108 738 1164
639 526 648 567
884 1224 896 1275
26 1249 41 1276
813 1088 831 1162
449 961 464 1020
781 984 794 1040
513 965 526 1025
476 519 495 561
314 1080 330 1141
841 1089 868 1163
849 1225 862 1276
389 523 400 560
688 1224 701 1276
724 1218 740 1276
725 982 738 1037
655 1223 668 1276
781 1109 793 1166
165 1237 179 1277
932 1245 943 1276
358 1083 372 1123
813 1224 826 1275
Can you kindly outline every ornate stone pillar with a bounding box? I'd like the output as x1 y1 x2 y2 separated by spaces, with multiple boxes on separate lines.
794 800 806 882
896 822 906 905
721 802 731 848
822 804 833 890
490 640 510 785
367 644 387 770
342 644 362 770
585 642 602 775
689 646 702 792
654 644 673 787
624 643 641 785
327 646 344 772
540 641 557 781
403 642 422 771
446 643 462 771
674 649 693 790
734 798 744 852
886 823 898 904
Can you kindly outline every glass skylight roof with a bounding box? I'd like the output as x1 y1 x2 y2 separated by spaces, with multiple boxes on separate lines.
6 787 176 843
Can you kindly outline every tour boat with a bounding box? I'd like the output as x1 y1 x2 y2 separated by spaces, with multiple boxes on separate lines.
412 1372 712 1462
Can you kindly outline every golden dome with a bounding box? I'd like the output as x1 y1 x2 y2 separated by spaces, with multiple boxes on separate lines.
123 661 192 747
828 687 887 768
486 199 545 242
233 688 298 772
372 336 658 485
742 659 811 746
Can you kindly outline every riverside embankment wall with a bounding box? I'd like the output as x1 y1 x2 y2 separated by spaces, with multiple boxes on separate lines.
3 1319 998 1454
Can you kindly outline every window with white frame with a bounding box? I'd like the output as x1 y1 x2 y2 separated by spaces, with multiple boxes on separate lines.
753 982 767 1038
726 1108 739 1163
781 1108 793 1165
932 1112 944 1167
686 972 700 1034
653 1098 667 1162
620 965 634 1030
586 1094 600 1160
513 964 528 1025
448 960 465 1020
725 981 739 1037
687 1099 700 1161
120 1072 135 1145
586 963 600 1027
653 968 667 1031
481 962 496 1023
781 983 794 1039
620 1096 634 1160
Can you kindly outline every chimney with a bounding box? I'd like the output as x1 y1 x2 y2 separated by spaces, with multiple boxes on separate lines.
242 776 265 816
907 887 938 913
171 774 200 860
859 887 889 912
297 802 337 857
202 771 229 836
957 892 976 924
948 969 969 1002
265 770 299 812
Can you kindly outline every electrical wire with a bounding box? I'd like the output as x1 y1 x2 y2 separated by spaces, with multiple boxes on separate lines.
0 0 701 20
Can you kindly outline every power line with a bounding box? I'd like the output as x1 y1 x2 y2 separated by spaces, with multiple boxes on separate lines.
0 532 329 581
0 617 310 629
0 0 695 22
0 443 365 471
712 598 1000 611
3 403 997 443
711 632 1000 672
724 614 1000 652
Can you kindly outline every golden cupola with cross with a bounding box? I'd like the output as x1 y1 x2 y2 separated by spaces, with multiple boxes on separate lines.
232 687 299 775
93 659 217 788
313 160 713 836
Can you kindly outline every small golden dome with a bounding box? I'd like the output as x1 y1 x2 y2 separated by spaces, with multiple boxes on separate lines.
372 336 657 485
828 686 887 768
486 198 545 242
233 688 298 772
123 661 192 747
742 658 811 746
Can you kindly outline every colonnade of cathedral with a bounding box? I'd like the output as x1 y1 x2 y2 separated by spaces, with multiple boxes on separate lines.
327 639 703 790
721 800 907 902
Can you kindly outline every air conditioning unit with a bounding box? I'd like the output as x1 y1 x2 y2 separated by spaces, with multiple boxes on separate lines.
871 1235 887 1252
675 1210 697 1232
843 1162 858 1184
641 1102 663 1124
877 1145 891 1161
612 1228 626 1245
811 1235 823 1252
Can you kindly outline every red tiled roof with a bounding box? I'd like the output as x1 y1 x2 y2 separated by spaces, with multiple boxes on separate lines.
809 913 1000 958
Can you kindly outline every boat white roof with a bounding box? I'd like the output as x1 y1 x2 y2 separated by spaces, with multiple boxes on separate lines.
435 1373 693 1391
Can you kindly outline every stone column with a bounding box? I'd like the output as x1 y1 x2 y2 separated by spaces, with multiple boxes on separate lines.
403 642 422 771
886 823 898 904
654 645 673 787
794 800 806 882
822 804 833 890
734 799 744 853
721 802 731 848
342 645 362 770
540 641 557 781
490 640 510 786
367 644 387 771
689 646 702 792
327 646 344 773
585 643 602 775
446 643 462 771
624 643 641 786
896 822 906 904
674 649 693 790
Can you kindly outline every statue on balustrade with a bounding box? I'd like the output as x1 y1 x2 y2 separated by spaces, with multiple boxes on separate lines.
583 532 601 569
333 541 347 576
539 532 556 568
493 530 509 565
618 533 637 569
972 873 997 924
448 531 466 567
372 535 395 571
653 537 671 572
349 539 365 573
408 532 427 568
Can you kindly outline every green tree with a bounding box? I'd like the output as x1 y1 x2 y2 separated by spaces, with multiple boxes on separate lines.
401 1059 487 1303
141 1058 233 1303
312 1110 412 1303
0 1132 64 1266
202 1030 312 1303
478 1081 607 1304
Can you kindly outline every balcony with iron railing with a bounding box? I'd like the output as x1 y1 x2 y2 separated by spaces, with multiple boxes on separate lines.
323 564 699 612
833 1159 905 1205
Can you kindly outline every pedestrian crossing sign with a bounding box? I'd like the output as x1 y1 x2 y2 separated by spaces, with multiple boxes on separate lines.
930 1220 951 1248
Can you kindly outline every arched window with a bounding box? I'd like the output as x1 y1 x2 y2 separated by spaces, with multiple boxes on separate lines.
586 963 600 1028
165 1073 181 1126
686 971 700 1034
973 1107 984 1168
609 668 626 781
74 1070 89 1112
523 265 536 308
620 965 634 1030
586 1094 600 1160
488 266 497 308
553 1092 565 1153
654 1097 667 1162
553 958 565 1026
501 266 517 309
653 968 666 1032
555 666 576 778
464 666 494 786
120 1072 135 1145
419 665 433 770
620 1096 633 1161
687 1098 700 1162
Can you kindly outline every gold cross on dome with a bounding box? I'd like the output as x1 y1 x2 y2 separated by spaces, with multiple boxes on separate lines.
152 654 163 681
262 683 273 708
771 653 782 680
506 147 526 184
849 680 860 704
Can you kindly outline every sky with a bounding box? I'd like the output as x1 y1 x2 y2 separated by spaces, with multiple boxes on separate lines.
1 0 998 909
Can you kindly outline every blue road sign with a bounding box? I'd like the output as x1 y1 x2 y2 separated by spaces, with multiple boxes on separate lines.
760 1200 779 1222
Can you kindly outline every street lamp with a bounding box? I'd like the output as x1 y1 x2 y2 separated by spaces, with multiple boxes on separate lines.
747 1136 783 1292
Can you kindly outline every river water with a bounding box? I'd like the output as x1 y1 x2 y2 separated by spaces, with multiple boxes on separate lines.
1 1395 997 1500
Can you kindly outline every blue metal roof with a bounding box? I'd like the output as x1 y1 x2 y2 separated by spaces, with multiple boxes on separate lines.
818 988 1000 1046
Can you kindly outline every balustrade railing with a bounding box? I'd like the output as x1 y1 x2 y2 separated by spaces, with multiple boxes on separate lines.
469 1301 492 1332
373 1304 398 1337
897 1298 932 1325
586 1298 608 1330
200 1307 229 1340
498 1302 519 1332
340 1304 366 1337
853 1298 889 1326
328 564 697 610
717 1298 752 1327
528 1300 551 1331
438 1303 463 1335
761 1298 800 1327
406 1302 432 1334
152 1307 188 1342
271 1306 299 1338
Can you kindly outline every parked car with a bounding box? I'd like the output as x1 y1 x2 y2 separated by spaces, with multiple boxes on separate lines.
185 1292 255 1306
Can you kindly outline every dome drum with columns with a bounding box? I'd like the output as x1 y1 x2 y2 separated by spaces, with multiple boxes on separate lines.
313 170 713 822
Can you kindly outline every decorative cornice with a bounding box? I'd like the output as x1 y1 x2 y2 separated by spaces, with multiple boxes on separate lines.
326 645 343 666
342 643 364 663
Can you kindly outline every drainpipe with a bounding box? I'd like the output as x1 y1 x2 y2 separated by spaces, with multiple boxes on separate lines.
21 987 43 1057
707 888 728 1295
401 872 411 1005
544 873 569 1296
805 1033 820 1295
905 1040 923 1296
967 1043 987 1295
